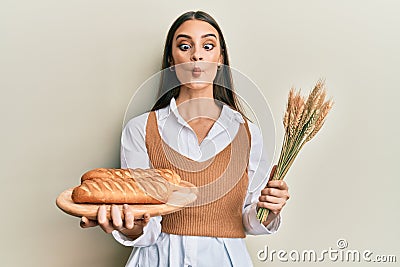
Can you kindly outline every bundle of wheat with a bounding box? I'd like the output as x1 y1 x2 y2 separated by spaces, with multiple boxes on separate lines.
257 79 334 223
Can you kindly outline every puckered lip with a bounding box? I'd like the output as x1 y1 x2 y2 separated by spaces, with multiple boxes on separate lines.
192 66 202 73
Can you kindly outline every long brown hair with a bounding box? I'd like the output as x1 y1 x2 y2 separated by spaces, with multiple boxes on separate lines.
151 11 245 116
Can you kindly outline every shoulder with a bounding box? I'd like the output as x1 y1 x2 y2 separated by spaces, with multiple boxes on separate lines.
245 119 263 145
123 112 150 135
122 106 168 137
221 105 263 143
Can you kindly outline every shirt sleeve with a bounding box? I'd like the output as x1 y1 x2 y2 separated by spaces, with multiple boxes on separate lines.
112 216 162 247
112 112 162 247
242 121 281 235
120 112 151 169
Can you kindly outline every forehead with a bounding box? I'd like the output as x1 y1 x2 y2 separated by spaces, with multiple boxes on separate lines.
173 19 219 39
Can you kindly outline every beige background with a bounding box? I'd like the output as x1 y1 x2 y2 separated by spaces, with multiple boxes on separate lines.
1 0 399 266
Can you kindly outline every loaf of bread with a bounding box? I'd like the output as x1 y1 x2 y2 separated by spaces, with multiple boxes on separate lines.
80 168 181 185
71 168 181 204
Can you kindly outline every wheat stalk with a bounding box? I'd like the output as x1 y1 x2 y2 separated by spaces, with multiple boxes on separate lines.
257 79 333 223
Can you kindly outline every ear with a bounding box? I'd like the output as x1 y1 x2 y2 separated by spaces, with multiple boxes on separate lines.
218 53 224 66
168 56 174 66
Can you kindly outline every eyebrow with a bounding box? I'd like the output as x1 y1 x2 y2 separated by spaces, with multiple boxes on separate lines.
176 33 217 40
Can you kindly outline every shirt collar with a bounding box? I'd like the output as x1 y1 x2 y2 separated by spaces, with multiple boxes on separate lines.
221 104 245 124
157 99 173 120
157 97 245 125
157 97 190 128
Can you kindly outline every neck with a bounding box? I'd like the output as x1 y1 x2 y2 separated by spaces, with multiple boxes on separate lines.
175 85 221 123
176 84 214 102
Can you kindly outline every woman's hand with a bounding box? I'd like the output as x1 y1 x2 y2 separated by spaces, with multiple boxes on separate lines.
257 165 290 227
80 204 151 240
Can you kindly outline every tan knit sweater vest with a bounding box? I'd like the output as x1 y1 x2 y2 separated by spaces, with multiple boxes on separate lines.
145 111 251 238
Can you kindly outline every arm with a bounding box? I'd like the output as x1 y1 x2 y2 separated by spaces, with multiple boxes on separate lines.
257 165 290 227
81 113 163 247
242 122 289 235
113 113 162 246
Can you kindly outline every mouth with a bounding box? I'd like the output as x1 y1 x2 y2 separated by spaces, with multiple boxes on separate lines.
192 66 202 78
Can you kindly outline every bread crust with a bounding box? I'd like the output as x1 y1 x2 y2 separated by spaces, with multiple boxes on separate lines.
80 168 181 184
72 168 181 204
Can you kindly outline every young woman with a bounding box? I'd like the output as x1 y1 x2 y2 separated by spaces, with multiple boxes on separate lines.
81 11 290 267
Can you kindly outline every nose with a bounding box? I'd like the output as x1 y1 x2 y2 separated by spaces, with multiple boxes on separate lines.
190 46 203 61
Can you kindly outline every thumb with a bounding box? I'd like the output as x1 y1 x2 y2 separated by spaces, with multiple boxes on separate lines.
80 216 98 228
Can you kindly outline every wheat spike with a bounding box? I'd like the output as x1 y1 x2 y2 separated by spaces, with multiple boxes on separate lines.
306 99 333 141
285 88 295 135
317 89 327 109
298 80 325 131
303 108 320 137
289 104 296 137
297 87 317 134
283 110 289 130
293 94 305 131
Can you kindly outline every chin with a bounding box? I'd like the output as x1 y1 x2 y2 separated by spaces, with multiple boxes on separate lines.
183 81 213 91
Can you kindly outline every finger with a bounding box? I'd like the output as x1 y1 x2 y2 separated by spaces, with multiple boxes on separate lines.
134 213 150 227
98 205 114 233
111 204 124 230
257 202 284 214
80 216 98 228
267 180 288 190
143 213 150 224
261 187 290 199
123 204 134 230
258 194 283 204
269 165 277 181
135 213 151 227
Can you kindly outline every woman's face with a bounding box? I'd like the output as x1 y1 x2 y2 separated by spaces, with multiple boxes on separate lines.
171 19 223 91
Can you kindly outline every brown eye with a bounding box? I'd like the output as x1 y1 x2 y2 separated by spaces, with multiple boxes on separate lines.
178 44 191 51
204 43 214 51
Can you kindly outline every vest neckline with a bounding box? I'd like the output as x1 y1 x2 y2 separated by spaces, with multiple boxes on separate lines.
148 111 246 165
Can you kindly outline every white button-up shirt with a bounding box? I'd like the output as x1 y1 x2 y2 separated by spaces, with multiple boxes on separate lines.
113 98 281 267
